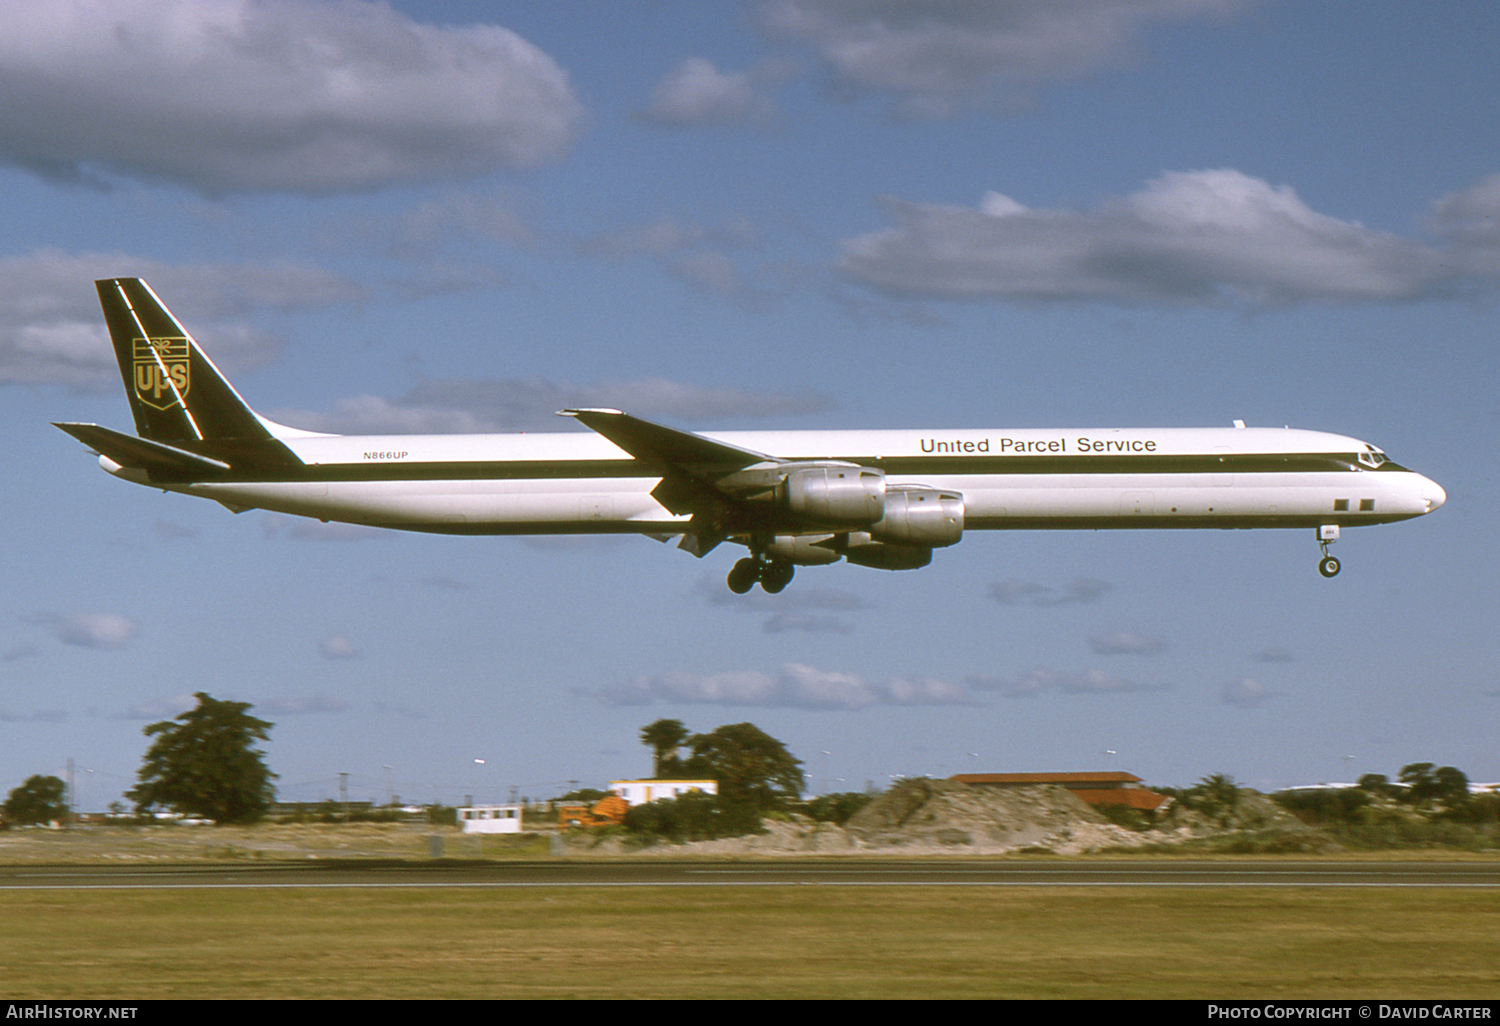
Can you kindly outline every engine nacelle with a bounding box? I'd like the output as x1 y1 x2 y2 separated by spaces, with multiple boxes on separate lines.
868 486 964 548
763 534 842 565
841 533 934 571
780 465 885 526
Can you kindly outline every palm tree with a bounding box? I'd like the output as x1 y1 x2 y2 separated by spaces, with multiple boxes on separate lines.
1196 772 1241 828
640 719 690 778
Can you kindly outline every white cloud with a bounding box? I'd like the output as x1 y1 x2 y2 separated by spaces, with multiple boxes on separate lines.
838 169 1483 307
317 635 359 660
988 577 1111 606
763 612 855 635
1090 632 1167 656
573 219 713 260
597 659 1167 708
0 707 69 723
270 375 835 434
1429 174 1500 245
1222 677 1276 707
698 579 872 612
115 694 199 721
29 611 139 650
1428 174 1500 279
638 58 781 128
562 215 786 305
756 0 1245 118
0 0 583 195
571 215 763 261
3 643 40 662
257 694 348 715
598 662 1172 706
669 250 747 299
270 393 496 436
153 519 199 542
969 667 1170 698
595 662 979 710
338 190 538 261
1251 646 1294 663
696 576 873 634
0 250 361 388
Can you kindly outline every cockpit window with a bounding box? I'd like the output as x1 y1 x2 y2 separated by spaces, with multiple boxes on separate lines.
1358 446 1388 469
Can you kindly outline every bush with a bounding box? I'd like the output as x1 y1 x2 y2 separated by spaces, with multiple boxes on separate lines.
1316 820 1498 851
799 792 873 826
1095 803 1153 832
1272 788 1372 826
623 791 762 843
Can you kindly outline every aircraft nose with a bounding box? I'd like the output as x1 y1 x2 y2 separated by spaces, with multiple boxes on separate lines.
1418 475 1446 512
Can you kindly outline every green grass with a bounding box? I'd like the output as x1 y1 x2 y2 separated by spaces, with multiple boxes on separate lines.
2 886 1497 999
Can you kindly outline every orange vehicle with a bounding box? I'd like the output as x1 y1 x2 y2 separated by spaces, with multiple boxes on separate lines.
557 794 628 828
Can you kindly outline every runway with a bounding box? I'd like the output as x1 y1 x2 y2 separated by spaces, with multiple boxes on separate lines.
5 858 1500 890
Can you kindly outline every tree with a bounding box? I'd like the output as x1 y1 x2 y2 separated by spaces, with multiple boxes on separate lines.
1188 772 1241 828
629 719 804 836
127 692 277 824
1357 772 1399 799
1398 762 1469 811
639 718 689 778
801 791 873 826
1273 786 1370 826
682 722 805 813
3 774 68 825
623 790 728 843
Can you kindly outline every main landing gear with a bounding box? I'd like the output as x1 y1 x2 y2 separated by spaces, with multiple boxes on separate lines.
1317 524 1341 578
727 556 795 594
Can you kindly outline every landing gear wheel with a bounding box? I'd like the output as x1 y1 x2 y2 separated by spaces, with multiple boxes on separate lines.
1318 555 1341 578
760 561 795 594
727 558 759 594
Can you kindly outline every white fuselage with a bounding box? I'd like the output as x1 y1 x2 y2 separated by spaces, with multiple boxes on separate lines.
107 424 1446 536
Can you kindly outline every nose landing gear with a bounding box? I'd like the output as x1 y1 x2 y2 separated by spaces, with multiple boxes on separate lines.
727 556 796 594
1317 524 1341 578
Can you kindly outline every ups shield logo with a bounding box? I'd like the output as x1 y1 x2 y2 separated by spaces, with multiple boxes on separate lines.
133 337 190 410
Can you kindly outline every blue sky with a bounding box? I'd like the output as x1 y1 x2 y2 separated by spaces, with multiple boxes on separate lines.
2 0 1496 811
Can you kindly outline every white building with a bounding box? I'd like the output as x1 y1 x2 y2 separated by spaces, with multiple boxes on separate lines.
457 804 524 834
609 780 718 806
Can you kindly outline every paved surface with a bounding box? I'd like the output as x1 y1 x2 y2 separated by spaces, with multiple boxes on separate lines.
4 859 1500 890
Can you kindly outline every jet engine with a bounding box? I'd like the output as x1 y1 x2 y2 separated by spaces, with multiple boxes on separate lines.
841 534 935 570
763 534 842 565
778 465 885 525
868 486 964 547
757 483 964 570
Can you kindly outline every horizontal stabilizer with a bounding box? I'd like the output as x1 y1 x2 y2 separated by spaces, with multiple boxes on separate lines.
54 422 230 476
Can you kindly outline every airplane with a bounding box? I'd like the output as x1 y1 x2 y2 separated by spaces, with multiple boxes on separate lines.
57 278 1446 593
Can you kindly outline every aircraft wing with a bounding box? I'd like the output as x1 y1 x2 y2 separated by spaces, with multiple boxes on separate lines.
558 408 784 554
557 408 773 469
55 422 231 477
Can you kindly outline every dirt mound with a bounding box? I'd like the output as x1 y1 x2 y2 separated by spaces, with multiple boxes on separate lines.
844 778 1141 853
1159 787 1307 834
575 778 1158 856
